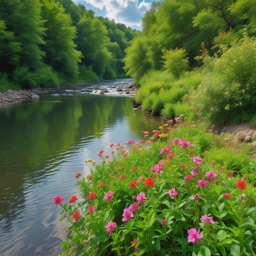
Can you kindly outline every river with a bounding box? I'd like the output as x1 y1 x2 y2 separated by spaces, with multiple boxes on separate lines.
0 78 163 256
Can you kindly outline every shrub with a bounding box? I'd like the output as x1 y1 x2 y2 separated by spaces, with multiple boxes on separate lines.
162 48 189 78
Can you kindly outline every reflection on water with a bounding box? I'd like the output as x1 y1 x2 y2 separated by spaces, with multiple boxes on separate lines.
0 91 163 255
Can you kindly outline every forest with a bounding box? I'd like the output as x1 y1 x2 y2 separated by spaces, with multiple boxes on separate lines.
123 0 256 125
0 0 138 91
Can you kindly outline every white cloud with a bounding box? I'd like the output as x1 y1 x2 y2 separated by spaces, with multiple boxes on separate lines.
74 0 150 26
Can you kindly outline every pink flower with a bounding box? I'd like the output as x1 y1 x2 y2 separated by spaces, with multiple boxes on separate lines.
167 154 175 159
53 195 64 205
138 176 145 181
74 172 81 178
193 156 202 165
98 153 102 157
181 141 190 149
106 221 117 233
105 155 109 158
144 131 149 134
154 164 163 173
191 125 196 128
104 191 114 200
201 214 215 224
212 161 216 165
150 166 155 172
122 208 134 222
198 179 209 187
169 188 178 199
206 171 217 181
137 192 147 204
88 205 96 212
173 138 182 144
128 203 139 212
224 138 229 141
184 175 193 180
137 145 142 148
191 170 198 176
110 143 114 147
161 220 166 226
188 228 203 244
140 140 144 143
159 160 165 165
159 148 169 154
223 193 231 199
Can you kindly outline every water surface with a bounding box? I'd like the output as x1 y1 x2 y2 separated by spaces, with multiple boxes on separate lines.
0 81 163 255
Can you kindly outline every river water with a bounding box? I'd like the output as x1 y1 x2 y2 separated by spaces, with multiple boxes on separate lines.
0 78 163 256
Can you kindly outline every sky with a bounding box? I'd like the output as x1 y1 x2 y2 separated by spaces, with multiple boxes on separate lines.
73 0 153 30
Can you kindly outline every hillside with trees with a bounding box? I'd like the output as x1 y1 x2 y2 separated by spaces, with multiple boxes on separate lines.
0 0 138 91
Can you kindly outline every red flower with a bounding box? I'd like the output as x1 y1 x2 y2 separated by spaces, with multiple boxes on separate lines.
228 170 233 177
69 195 78 203
135 248 140 252
100 150 104 154
131 239 137 244
236 180 246 190
144 178 154 187
115 167 119 171
88 174 93 181
120 174 125 179
110 143 114 147
194 194 200 201
99 182 104 187
178 162 183 167
121 167 124 170
183 123 188 126
132 167 137 172
87 192 96 199
132 195 137 199
174 124 177 127
161 220 166 226
152 174 157 179
129 181 137 187
72 211 80 221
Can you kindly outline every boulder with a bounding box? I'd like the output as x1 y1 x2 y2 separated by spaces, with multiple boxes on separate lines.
125 82 135 89
7 90 14 94
245 136 252 143
96 90 104 95
116 87 123 92
221 126 229 134
101 89 109 93
31 94 39 99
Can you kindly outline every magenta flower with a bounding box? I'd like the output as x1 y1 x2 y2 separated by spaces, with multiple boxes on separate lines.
169 189 178 199
137 192 147 204
184 175 193 180
181 141 190 149
104 191 114 200
150 166 155 172
88 205 96 212
191 170 198 176
106 221 117 233
223 193 231 199
198 179 209 187
53 195 64 205
201 214 215 224
144 131 149 134
193 156 202 164
138 176 145 181
159 148 169 154
173 138 182 144
154 164 163 173
128 203 139 212
98 153 102 157
122 208 134 222
188 228 203 244
167 154 175 159
206 171 217 181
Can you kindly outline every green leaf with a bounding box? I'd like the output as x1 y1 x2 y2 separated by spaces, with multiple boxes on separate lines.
155 238 161 251
240 218 256 229
244 238 253 246
202 204 211 215
220 212 228 219
230 244 240 256
213 184 222 195
94 230 107 243
217 239 233 246
60 241 70 251
177 237 188 250
212 208 220 218
158 192 169 201
218 203 225 212
182 209 193 216
245 207 256 216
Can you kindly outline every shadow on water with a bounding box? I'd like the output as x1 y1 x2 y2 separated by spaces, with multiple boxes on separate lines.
0 91 164 255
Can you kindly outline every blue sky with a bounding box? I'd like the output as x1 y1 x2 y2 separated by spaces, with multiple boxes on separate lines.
73 0 153 30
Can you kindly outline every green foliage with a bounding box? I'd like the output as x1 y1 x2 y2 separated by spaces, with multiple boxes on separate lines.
56 120 256 255
191 35 256 125
163 48 189 78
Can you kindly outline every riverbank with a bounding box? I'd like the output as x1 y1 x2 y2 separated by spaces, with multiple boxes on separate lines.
0 79 137 107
